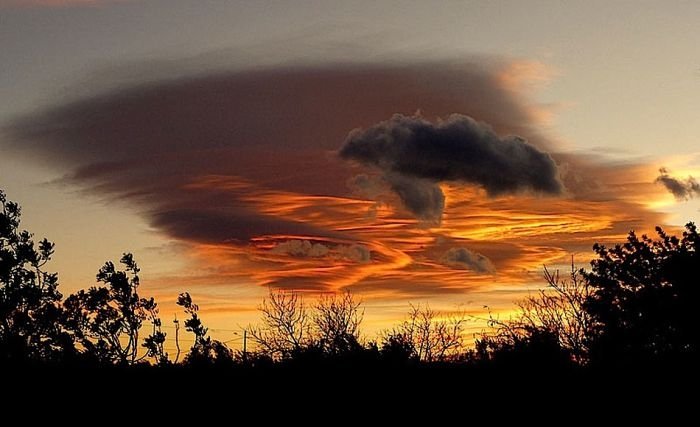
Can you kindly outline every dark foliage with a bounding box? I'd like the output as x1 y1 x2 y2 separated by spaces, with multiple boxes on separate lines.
584 223 699 366
63 254 167 365
176 292 234 367
379 333 419 366
0 190 74 363
473 328 574 369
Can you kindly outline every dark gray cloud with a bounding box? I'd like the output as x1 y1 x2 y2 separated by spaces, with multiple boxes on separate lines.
346 174 386 200
386 173 445 225
340 113 562 197
656 168 700 200
346 172 446 224
440 247 495 273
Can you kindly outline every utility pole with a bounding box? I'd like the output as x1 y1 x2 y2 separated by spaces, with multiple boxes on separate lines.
173 315 181 364
243 329 247 361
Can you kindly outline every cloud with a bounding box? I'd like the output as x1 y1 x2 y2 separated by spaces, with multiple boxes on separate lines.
386 174 445 225
341 114 562 196
270 239 371 263
346 173 445 223
440 247 495 273
271 240 330 257
656 168 700 200
151 207 339 244
347 174 387 200
336 244 371 263
339 114 562 222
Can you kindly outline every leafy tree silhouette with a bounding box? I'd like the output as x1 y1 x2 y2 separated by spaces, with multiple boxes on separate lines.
176 292 233 367
63 254 167 365
0 190 74 363
584 223 699 366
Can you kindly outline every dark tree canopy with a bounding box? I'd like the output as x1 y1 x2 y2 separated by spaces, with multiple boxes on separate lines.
0 190 73 363
176 292 234 367
584 223 699 366
63 254 166 365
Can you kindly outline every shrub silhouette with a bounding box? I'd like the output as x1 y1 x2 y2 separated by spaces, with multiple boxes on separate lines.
379 332 418 365
473 327 574 369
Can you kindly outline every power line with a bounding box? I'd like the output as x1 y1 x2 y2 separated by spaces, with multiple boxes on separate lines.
156 323 242 333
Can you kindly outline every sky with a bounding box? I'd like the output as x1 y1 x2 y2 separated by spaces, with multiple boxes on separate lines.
1 0 699 350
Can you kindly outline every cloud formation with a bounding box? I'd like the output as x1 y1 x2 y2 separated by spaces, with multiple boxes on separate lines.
2 58 670 299
386 173 445 224
440 247 495 273
339 114 562 222
340 114 562 195
271 239 371 263
272 240 330 258
656 168 700 200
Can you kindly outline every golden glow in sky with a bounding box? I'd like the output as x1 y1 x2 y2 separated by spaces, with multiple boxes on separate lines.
1 1 698 351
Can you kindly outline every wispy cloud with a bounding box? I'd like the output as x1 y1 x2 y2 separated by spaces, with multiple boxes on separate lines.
656 168 700 200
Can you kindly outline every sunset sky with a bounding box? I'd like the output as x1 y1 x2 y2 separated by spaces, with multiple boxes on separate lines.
1 0 699 350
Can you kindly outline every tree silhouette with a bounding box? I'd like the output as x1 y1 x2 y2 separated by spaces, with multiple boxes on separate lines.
4 185 699 371
475 262 591 365
313 292 364 356
176 292 233 367
63 254 166 365
0 190 73 363
250 290 374 363
383 304 466 362
249 290 311 360
584 223 699 366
